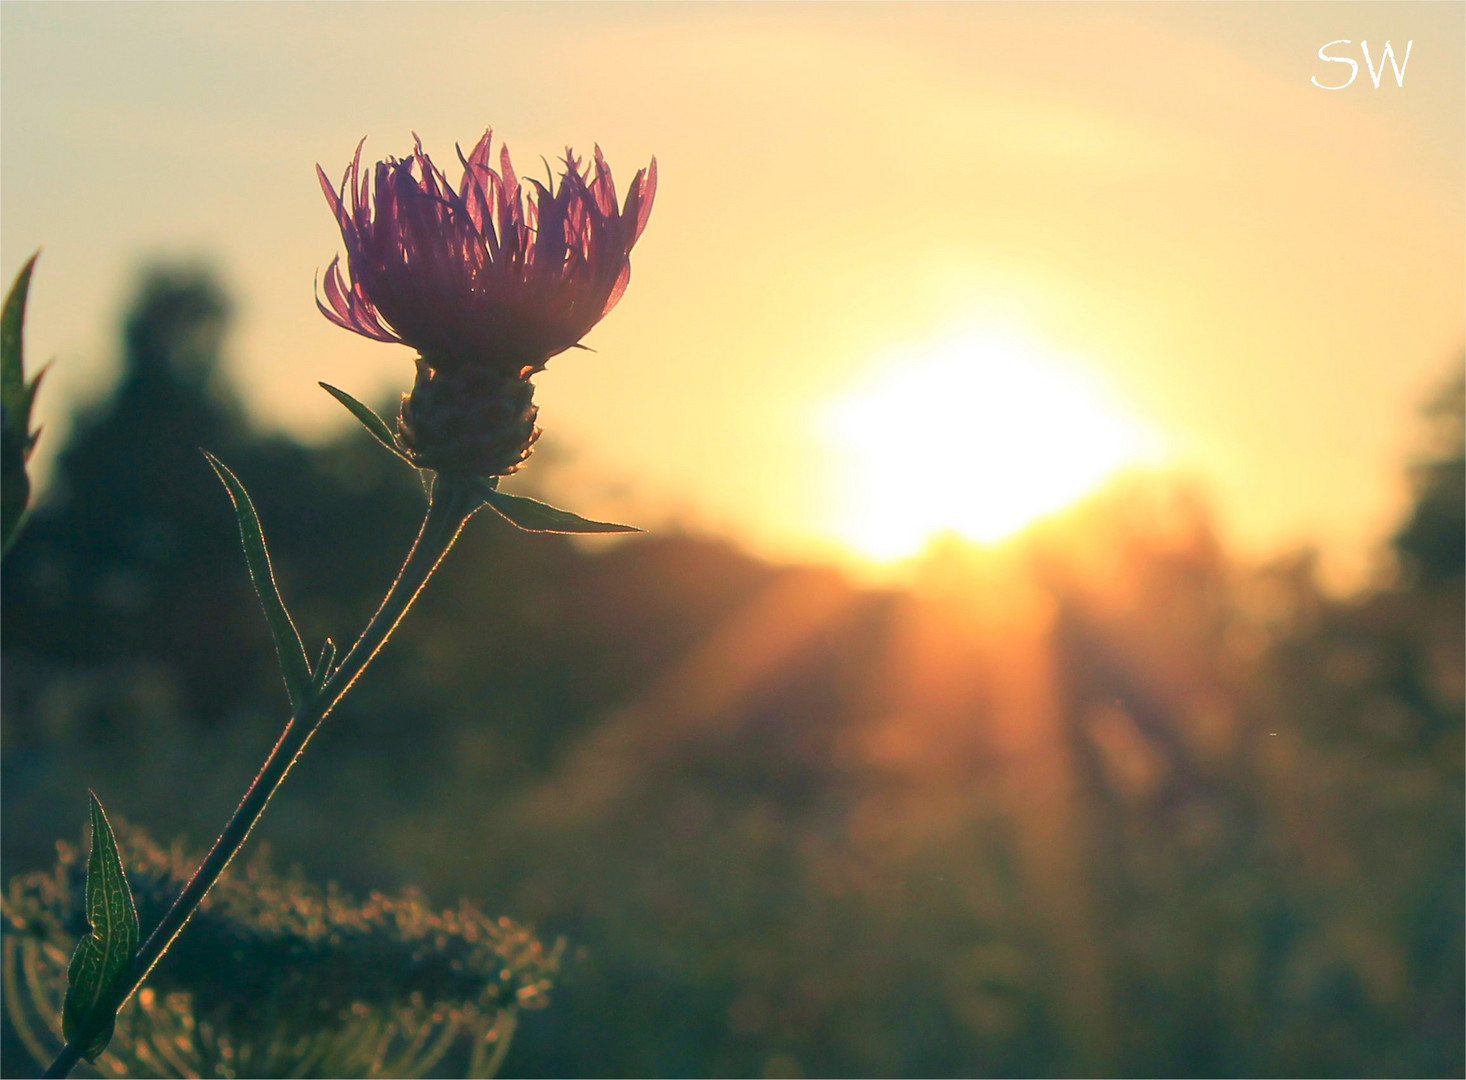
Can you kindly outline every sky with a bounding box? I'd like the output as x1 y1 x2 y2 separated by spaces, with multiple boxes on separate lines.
2 2 1462 584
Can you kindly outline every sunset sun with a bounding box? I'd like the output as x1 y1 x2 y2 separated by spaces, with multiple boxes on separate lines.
823 332 1162 561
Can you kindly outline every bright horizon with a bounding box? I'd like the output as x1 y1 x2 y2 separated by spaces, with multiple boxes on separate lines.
2 2 1461 584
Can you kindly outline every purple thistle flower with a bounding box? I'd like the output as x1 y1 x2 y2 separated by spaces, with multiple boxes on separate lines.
316 130 656 478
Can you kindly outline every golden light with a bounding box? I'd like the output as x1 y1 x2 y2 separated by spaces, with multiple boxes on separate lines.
822 331 1163 561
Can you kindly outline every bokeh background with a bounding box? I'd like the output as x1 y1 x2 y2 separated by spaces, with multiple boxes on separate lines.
2 3 1462 1077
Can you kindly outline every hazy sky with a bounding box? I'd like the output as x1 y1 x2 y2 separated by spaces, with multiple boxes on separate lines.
3 2 1461 582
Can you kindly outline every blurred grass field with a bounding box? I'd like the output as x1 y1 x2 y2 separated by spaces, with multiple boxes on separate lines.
2 267 1461 1077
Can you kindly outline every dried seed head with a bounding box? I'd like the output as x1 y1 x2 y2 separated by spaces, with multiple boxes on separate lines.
3 820 559 1079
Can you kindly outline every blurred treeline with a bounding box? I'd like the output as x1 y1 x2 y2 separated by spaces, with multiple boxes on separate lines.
2 266 1461 1079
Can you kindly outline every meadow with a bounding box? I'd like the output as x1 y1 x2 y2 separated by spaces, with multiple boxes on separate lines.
2 264 1459 1077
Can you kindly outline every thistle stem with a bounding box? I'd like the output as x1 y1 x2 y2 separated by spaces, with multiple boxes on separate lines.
41 477 482 1080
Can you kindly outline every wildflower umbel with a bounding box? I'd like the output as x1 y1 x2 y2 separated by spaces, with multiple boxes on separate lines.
318 129 656 479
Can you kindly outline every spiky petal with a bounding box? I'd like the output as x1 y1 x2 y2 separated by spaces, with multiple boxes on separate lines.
317 130 656 377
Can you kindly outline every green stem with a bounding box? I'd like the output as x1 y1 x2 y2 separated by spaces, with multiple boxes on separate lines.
41 477 481 1080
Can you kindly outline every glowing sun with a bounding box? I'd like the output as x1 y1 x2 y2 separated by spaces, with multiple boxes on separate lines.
823 332 1162 561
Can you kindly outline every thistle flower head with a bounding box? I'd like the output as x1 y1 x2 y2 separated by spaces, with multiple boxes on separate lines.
318 129 655 377
317 129 654 480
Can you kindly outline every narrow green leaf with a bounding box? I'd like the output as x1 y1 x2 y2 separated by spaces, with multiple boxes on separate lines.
204 452 314 712
1 453 31 559
62 792 140 1063
1 506 31 561
2 254 42 558
1 254 37 421
18 362 48 445
311 638 337 695
483 489 642 534
319 382 415 465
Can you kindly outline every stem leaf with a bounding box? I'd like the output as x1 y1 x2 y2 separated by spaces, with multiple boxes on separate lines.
319 382 415 466
483 489 642 534
2 253 43 557
311 637 337 695
62 792 140 1063
204 452 314 712
1 254 37 417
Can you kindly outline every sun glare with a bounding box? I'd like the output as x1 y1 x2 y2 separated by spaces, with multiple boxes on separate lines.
823 332 1162 561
